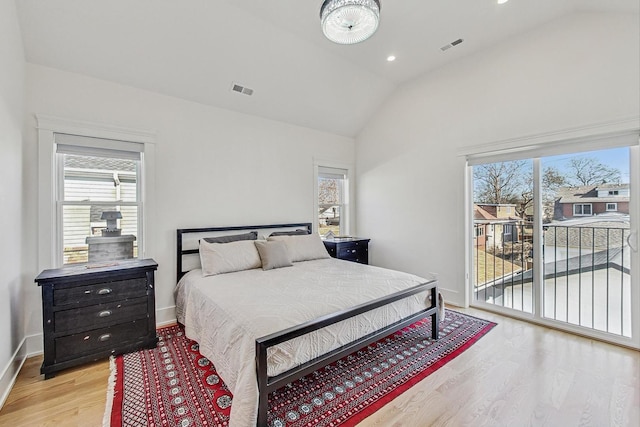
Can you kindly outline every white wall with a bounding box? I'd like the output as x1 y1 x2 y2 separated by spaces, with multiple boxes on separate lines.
0 0 25 406
22 64 355 340
355 12 640 307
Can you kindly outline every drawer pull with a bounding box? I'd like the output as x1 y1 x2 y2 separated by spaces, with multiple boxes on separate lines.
98 310 113 318
83 335 90 341
99 334 112 342
98 288 113 295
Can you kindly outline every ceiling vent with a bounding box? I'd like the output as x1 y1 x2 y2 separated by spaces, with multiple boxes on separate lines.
440 38 464 52
231 83 254 96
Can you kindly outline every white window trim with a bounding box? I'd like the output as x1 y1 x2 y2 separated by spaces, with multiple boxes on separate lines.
573 203 593 216
463 116 640 349
37 115 156 270
313 159 354 236
606 203 618 211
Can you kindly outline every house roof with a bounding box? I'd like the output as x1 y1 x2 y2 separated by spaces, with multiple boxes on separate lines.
556 185 630 203
595 183 629 190
474 205 497 221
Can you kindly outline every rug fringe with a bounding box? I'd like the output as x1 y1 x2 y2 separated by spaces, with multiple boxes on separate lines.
102 356 117 427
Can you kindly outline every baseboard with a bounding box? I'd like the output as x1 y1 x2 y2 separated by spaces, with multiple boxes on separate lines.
439 287 464 308
0 337 28 411
156 305 177 327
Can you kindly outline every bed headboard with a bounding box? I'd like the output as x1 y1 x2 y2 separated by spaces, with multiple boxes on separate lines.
176 222 312 283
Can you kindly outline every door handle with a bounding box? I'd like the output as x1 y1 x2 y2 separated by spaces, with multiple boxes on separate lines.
627 230 638 252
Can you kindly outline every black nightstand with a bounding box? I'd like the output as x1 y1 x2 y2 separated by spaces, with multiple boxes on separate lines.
323 237 370 264
35 258 158 379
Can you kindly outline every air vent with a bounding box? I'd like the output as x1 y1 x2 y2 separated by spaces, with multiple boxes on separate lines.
231 83 254 96
440 38 464 52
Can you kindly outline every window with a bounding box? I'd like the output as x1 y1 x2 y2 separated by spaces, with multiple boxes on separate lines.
475 226 484 237
608 190 619 196
573 203 592 216
606 203 618 211
467 128 638 346
56 133 144 265
37 115 155 270
317 166 348 236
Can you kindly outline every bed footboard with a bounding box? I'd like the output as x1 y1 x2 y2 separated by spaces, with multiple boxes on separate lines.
255 280 439 427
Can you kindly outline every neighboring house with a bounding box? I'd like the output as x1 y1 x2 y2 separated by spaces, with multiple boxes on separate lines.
476 203 517 219
554 184 630 220
474 204 522 248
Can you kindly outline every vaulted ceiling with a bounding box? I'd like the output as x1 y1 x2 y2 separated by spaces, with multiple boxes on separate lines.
15 0 639 137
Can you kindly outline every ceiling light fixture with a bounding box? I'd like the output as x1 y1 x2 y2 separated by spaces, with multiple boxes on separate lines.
497 0 509 4
320 0 381 45
386 55 396 62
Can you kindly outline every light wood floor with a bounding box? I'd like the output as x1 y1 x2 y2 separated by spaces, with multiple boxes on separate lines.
1 307 638 426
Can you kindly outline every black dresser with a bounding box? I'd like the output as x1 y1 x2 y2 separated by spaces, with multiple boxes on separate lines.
35 258 158 379
323 237 370 264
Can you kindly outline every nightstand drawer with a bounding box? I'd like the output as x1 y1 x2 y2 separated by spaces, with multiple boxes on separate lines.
54 319 149 363
53 278 148 307
54 297 149 333
323 238 370 264
338 246 361 259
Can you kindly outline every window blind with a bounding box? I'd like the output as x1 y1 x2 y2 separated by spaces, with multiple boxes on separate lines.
55 133 143 161
466 131 639 166
318 166 347 180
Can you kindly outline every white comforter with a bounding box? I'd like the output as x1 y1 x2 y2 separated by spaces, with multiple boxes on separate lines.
175 258 435 427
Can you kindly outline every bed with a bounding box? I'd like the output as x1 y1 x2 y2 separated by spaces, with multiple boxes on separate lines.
175 223 440 427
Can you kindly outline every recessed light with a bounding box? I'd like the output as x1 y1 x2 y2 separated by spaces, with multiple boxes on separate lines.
497 0 509 4
387 55 396 62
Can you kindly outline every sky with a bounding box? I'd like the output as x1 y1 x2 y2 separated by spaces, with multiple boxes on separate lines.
542 146 630 183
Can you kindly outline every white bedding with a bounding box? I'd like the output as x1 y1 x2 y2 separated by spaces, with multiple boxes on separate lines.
175 258 436 427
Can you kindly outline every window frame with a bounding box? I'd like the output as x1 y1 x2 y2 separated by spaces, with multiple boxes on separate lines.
606 202 618 212
313 160 353 236
56 146 143 265
573 203 593 216
37 115 156 269
463 120 639 349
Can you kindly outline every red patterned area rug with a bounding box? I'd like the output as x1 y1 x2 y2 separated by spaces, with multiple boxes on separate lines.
104 311 495 427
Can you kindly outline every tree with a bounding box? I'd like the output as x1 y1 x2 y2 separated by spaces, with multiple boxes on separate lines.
318 177 340 215
567 157 621 186
474 162 568 220
473 160 530 206
541 166 567 221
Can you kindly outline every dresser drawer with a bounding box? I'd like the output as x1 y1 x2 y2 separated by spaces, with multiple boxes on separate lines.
53 277 148 307
54 319 149 363
54 297 149 333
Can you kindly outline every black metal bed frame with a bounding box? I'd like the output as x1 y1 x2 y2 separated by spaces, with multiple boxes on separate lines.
176 223 439 427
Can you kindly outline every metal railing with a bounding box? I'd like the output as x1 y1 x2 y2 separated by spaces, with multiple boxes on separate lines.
542 224 630 337
473 221 533 313
473 220 631 337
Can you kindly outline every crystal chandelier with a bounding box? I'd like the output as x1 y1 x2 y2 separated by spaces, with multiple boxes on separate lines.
320 0 381 45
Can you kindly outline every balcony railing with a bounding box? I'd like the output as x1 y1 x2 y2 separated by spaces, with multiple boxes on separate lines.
473 220 631 337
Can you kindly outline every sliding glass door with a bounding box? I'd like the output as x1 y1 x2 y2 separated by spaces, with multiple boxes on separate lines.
470 141 638 346
472 159 534 313
540 149 632 337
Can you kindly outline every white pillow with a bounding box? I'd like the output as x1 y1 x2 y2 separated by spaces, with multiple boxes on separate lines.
267 234 330 262
199 239 261 276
